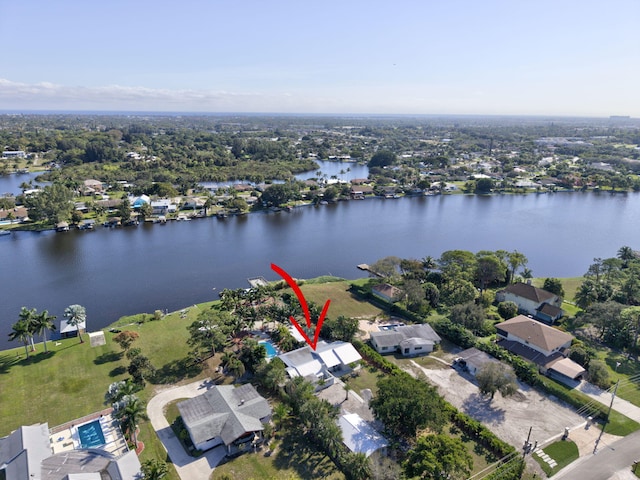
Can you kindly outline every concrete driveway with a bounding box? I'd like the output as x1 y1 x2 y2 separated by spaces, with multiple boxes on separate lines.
147 379 226 480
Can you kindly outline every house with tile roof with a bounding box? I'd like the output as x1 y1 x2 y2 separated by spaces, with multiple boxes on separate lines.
177 384 272 454
371 283 404 303
496 282 563 324
495 315 585 386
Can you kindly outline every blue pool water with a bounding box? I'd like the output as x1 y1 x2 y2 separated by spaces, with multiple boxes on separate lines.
259 340 278 359
77 420 106 448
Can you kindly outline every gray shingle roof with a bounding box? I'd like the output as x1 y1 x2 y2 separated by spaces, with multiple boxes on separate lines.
177 385 271 446
370 324 441 348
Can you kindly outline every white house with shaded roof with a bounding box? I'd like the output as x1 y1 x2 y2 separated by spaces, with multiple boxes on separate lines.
370 324 441 357
177 384 272 454
496 282 563 324
0 422 141 480
278 341 362 387
338 413 388 458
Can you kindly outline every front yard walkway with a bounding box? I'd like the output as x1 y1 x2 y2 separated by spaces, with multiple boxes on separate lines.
147 379 226 480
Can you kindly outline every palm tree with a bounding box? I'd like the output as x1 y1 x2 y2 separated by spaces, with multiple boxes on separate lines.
343 383 351 402
141 459 168 480
18 307 37 351
64 304 86 343
32 310 56 353
618 246 636 267
9 320 32 358
507 251 528 283
272 403 290 431
114 395 148 449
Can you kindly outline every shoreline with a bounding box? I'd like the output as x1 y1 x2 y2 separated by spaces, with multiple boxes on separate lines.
3 187 634 234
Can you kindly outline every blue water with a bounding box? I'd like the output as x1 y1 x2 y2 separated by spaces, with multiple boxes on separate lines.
260 340 278 359
77 420 106 448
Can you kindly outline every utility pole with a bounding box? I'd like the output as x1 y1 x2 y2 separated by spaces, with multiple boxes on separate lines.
523 426 532 457
594 379 619 454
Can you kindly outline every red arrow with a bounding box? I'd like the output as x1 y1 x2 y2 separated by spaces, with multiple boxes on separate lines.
271 263 331 350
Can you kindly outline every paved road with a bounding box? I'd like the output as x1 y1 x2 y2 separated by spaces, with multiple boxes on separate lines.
553 429 640 480
147 379 226 480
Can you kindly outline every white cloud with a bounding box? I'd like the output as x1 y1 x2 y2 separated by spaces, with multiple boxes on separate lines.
0 79 301 112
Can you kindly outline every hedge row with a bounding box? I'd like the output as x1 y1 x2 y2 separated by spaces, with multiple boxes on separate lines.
351 340 515 459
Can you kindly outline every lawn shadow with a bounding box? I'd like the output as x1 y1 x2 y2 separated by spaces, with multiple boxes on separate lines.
153 357 203 384
0 354 20 374
273 428 338 479
109 366 127 377
461 392 506 424
20 351 57 365
94 351 123 365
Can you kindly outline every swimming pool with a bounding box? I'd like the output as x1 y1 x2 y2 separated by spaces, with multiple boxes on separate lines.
259 340 278 359
77 420 106 449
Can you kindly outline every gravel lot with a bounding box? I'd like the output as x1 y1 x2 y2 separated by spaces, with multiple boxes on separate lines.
405 360 587 450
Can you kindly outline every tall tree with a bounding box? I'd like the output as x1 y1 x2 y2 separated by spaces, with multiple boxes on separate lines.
403 434 473 480
475 253 506 293
543 278 565 298
8 320 32 358
64 304 86 343
507 250 528 282
371 374 446 440
17 306 38 351
476 362 518 400
32 309 56 353
114 395 148 449
140 459 169 480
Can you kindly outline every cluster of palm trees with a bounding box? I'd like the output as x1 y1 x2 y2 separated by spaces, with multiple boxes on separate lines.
8 304 87 358
105 379 148 450
8 307 57 357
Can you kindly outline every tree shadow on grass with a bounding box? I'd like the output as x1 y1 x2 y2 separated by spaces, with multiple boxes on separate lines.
273 428 338 479
109 366 127 377
94 351 123 365
0 354 20 374
461 392 506 424
152 358 203 385
21 351 57 365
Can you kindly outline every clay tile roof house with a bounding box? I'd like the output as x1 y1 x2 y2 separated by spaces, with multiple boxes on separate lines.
371 283 404 303
496 315 585 386
495 282 563 324
177 384 272 454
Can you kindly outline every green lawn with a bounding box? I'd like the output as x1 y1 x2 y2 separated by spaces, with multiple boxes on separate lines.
298 281 384 320
533 440 578 477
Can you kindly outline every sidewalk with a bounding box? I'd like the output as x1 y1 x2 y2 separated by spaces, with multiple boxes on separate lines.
146 379 226 480
576 380 640 423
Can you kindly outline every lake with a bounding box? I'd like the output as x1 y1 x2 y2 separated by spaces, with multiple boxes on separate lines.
1 190 638 350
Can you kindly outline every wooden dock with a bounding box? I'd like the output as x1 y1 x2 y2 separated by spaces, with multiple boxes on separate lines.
247 276 269 288
357 264 383 277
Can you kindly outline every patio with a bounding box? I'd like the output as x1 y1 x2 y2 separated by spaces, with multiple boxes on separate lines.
49 409 129 457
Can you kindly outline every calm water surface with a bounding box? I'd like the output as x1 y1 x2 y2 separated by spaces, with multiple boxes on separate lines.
1 190 639 351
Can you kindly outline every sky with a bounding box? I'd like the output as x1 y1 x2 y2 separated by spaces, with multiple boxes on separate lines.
1 0 638 116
